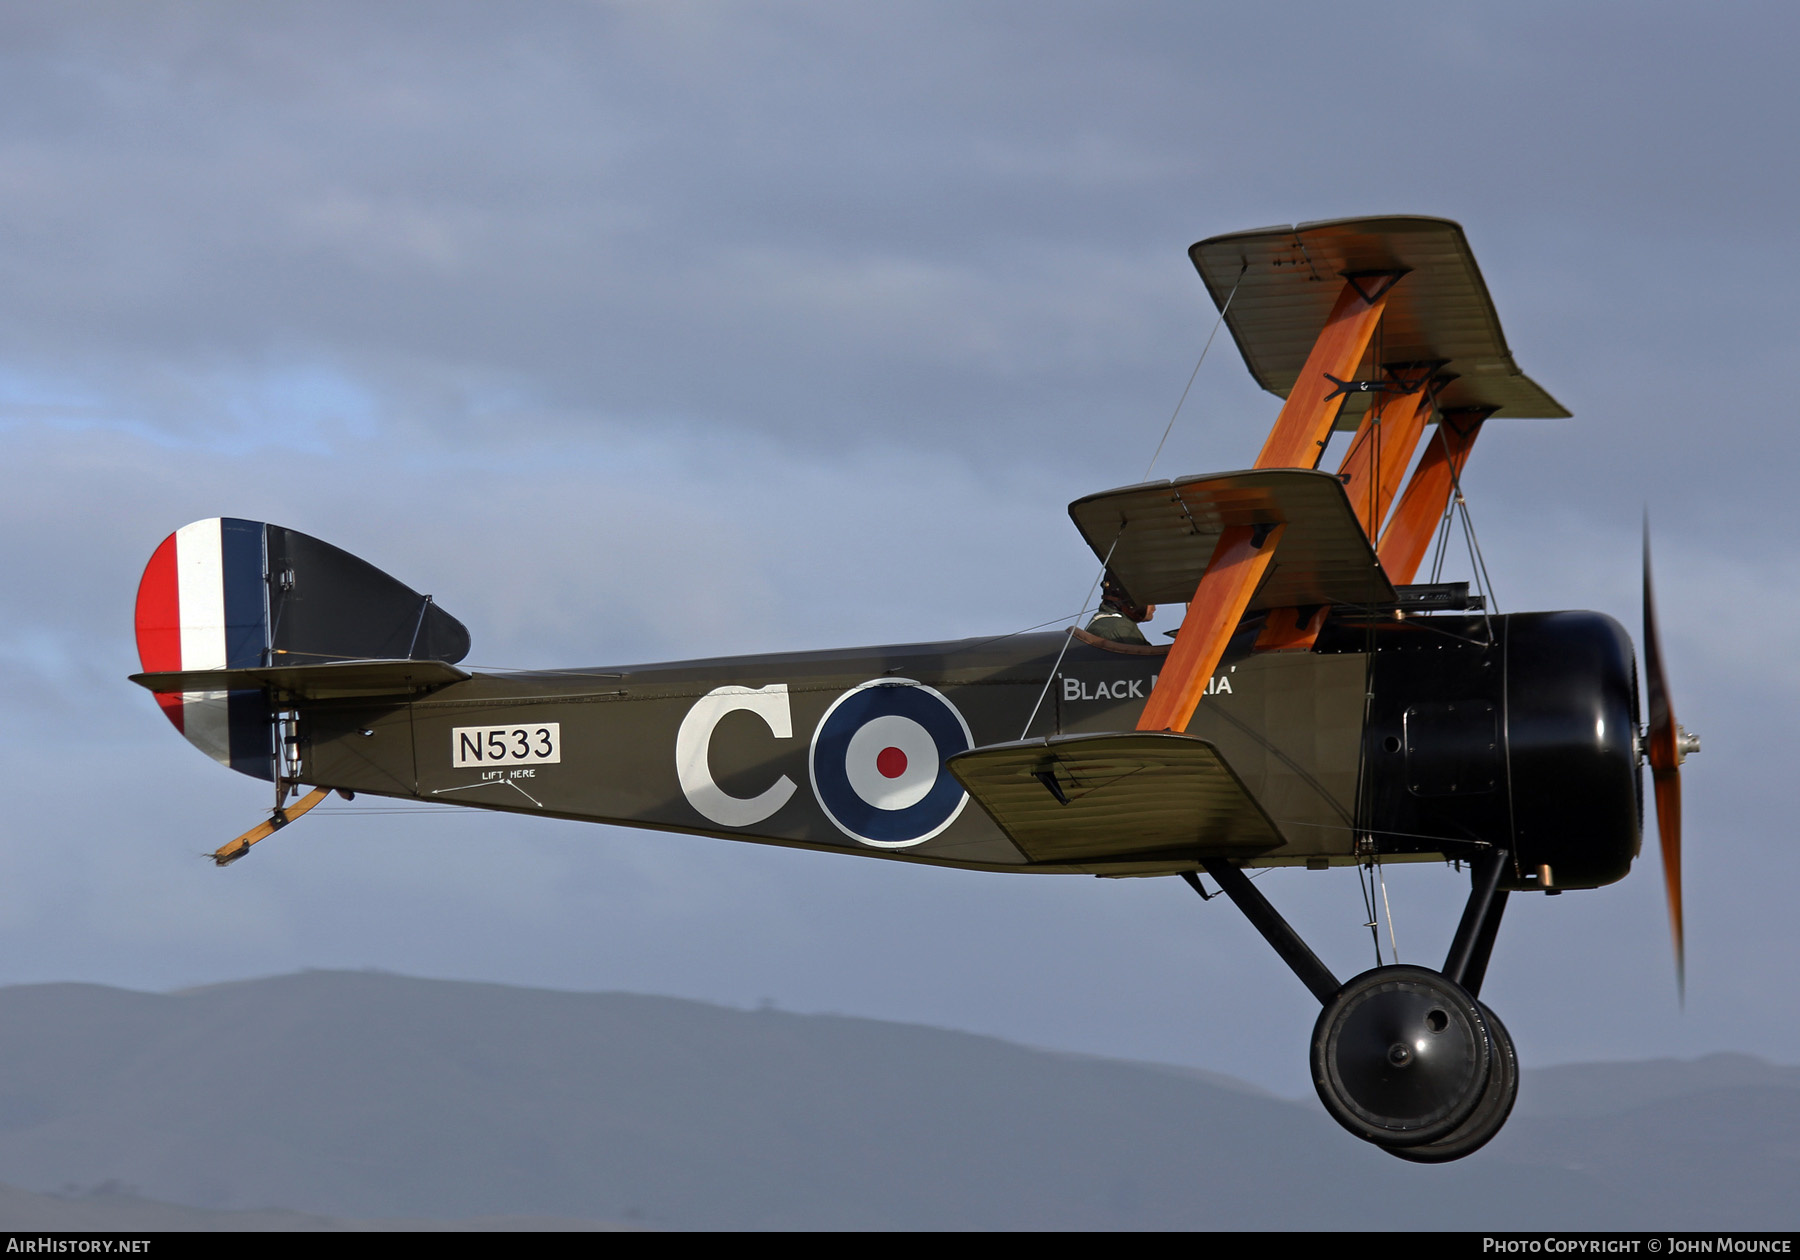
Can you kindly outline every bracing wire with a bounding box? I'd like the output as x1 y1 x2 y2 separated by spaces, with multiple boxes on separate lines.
1421 428 1500 627
1377 854 1401 963
1439 438 1499 647
1143 262 1247 481
1428 497 1456 585
1018 536 1119 739
1356 859 1384 966
464 602 1105 679
1456 494 1500 615
1019 265 1249 741
1426 430 1458 585
902 603 1121 659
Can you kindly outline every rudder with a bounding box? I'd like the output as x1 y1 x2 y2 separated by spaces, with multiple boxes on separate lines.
134 518 470 779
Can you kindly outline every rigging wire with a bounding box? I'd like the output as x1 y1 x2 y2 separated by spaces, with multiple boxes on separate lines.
1427 492 1457 585
1422 428 1499 615
1346 322 1391 964
1457 498 1497 644
1425 427 1458 586
1018 536 1118 740
1456 491 1500 615
1376 853 1401 963
1356 859 1384 966
316 806 473 817
1018 264 1248 742
478 266 1244 715
1143 262 1247 481
954 606 1119 655
465 603 1115 679
1365 314 1385 533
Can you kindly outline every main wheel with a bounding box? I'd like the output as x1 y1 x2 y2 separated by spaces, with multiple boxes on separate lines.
1311 965 1490 1148
1386 1003 1519 1163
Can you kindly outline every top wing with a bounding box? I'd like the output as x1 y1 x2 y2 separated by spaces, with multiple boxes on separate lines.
1191 215 1569 421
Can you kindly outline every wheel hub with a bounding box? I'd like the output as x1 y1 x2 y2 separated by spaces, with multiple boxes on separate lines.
1312 965 1490 1147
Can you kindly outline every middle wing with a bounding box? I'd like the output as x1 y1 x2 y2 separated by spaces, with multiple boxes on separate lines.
1067 467 1394 613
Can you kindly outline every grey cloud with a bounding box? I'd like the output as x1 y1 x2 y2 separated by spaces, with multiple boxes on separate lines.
0 1 1795 1096
3 1 1793 474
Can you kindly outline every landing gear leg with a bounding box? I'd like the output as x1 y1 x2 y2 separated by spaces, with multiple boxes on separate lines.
1384 849 1518 1161
1444 848 1511 996
1195 859 1339 1004
1189 852 1518 1160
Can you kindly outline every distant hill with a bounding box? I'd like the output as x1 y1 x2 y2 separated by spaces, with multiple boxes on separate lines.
0 972 1787 1230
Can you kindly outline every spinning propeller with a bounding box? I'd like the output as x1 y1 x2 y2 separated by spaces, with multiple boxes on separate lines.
1642 520 1700 999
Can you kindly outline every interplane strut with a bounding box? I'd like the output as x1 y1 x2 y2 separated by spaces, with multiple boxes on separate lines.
1378 407 1494 585
1138 275 1397 734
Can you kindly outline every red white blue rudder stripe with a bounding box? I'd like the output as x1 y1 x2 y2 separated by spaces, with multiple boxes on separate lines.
134 518 275 780
809 679 972 848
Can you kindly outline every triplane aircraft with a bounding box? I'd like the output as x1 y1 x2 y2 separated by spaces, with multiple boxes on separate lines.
132 216 1695 1161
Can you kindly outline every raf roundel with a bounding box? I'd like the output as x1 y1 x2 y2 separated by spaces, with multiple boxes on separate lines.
809 679 973 848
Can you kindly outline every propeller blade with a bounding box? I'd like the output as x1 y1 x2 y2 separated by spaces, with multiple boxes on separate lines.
1642 518 1683 999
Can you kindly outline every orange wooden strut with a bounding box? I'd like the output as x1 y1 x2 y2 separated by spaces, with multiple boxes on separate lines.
1254 604 1329 652
1253 279 1396 470
1138 275 1396 733
1337 386 1435 542
1255 380 1438 653
1137 523 1285 731
1377 407 1493 585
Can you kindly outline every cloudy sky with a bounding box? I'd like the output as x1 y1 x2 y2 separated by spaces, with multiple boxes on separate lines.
1 1 1794 1098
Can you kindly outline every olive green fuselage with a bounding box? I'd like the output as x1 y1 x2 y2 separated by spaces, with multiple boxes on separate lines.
300 628 1370 875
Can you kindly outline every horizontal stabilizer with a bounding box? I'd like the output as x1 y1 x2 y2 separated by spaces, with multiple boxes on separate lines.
1069 467 1395 611
131 659 469 701
946 732 1283 863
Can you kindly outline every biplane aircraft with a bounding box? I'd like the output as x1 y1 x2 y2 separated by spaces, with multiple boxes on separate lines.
131 216 1696 1161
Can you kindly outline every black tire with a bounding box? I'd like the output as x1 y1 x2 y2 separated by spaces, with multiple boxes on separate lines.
1311 965 1491 1148
1386 1003 1519 1163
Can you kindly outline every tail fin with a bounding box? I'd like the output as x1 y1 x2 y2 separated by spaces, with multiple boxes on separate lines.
133 518 470 778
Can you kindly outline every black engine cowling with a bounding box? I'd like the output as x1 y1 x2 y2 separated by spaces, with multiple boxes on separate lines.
1345 610 1641 891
